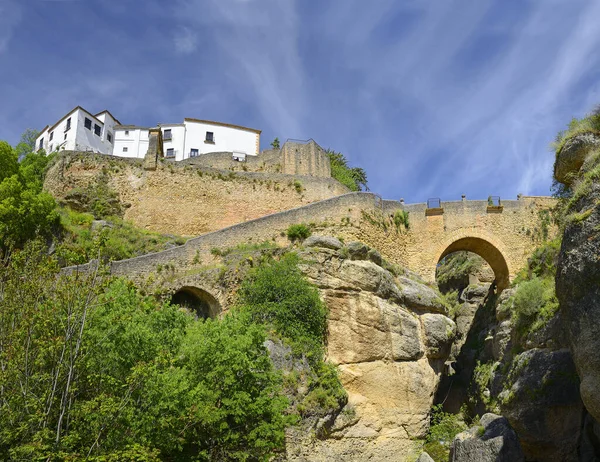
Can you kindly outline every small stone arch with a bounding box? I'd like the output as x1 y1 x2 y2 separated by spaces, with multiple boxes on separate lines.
170 286 221 319
435 237 511 291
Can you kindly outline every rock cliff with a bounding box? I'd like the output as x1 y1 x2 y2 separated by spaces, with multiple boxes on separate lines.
285 237 456 461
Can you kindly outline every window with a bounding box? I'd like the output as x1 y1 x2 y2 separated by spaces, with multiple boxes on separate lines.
64 133 67 140
49 131 54 141
49 144 53 152
123 147 128 153
39 138 44 150
205 131 214 143
84 118 92 130
65 117 71 131
94 124 101 136
163 129 172 140
190 148 199 157
166 148 175 157
124 130 129 136
107 132 113 143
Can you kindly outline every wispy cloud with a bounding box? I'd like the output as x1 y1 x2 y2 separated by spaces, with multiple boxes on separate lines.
174 27 197 55
2 0 600 203
0 0 22 54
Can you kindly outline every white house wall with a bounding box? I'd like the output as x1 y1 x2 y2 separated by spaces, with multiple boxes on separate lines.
114 128 149 158
73 110 113 154
183 121 258 159
160 125 186 161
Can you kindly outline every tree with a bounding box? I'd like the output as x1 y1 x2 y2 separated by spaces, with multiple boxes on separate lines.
271 137 281 149
15 129 40 159
0 141 18 183
325 149 368 192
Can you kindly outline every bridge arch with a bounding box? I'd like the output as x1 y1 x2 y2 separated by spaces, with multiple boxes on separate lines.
170 286 221 319
428 229 513 291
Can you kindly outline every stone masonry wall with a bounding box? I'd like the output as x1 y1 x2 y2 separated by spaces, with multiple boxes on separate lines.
61 189 556 291
44 152 349 236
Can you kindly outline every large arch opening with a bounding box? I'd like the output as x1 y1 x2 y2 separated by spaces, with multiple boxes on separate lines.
437 237 510 291
433 237 510 416
170 286 221 320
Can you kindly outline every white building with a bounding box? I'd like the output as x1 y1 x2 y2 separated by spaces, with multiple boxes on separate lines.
112 118 261 161
35 106 120 154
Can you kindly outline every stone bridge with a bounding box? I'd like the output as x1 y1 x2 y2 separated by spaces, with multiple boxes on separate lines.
66 192 555 305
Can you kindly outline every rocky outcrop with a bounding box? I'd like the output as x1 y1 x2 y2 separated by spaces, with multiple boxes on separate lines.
451 413 524 462
289 238 456 461
553 133 600 185
555 137 600 423
501 349 583 461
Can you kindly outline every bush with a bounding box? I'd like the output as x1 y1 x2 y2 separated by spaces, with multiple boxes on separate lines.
286 223 312 243
511 277 559 334
237 253 327 360
55 207 184 265
393 209 410 230
423 405 467 462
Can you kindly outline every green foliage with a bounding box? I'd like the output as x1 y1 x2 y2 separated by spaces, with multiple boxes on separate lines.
286 223 312 243
297 362 347 417
64 172 123 219
393 209 410 230
0 243 290 460
14 128 40 159
326 149 368 191
0 140 19 182
237 253 327 361
473 361 494 404
293 179 303 193
423 405 467 462
179 313 290 460
552 108 600 157
55 207 184 265
436 251 485 287
271 137 280 149
0 174 59 248
511 277 559 334
523 238 561 280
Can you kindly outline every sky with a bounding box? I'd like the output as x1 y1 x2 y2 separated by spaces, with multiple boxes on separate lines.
1 0 600 203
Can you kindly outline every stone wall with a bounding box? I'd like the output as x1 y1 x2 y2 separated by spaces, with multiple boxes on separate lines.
44 152 349 236
175 140 331 178
61 189 556 291
281 139 331 178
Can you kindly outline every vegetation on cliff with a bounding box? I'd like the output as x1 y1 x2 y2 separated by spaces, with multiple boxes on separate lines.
326 149 368 191
552 104 600 156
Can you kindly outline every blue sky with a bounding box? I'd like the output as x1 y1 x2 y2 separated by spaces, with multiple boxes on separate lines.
1 0 600 203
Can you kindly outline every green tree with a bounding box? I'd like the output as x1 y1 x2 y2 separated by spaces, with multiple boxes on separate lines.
0 141 18 183
15 128 40 159
271 137 281 149
325 149 368 191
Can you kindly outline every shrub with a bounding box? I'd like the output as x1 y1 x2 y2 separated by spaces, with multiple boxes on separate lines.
393 209 410 230
511 277 559 334
423 404 467 462
294 179 303 193
237 253 327 360
286 223 312 243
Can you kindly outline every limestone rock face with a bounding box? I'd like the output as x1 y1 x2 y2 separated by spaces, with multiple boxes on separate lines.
501 349 584 461
451 413 524 462
303 235 343 250
554 133 600 185
291 242 455 461
555 146 600 423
